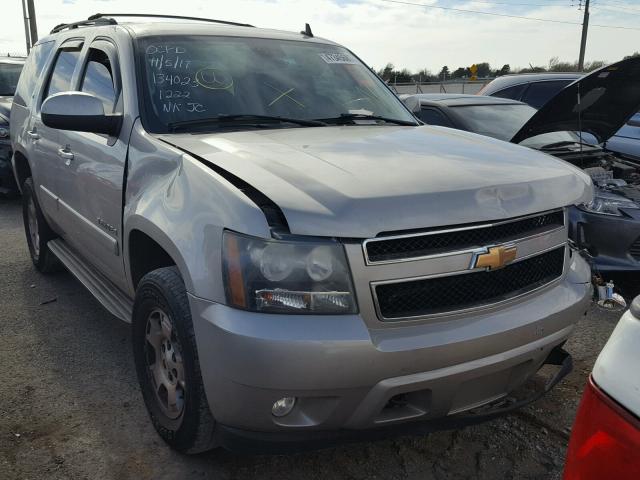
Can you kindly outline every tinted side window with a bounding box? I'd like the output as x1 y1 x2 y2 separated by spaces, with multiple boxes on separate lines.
44 49 82 99
81 49 116 113
419 108 454 127
491 83 526 101
13 42 55 107
521 80 572 109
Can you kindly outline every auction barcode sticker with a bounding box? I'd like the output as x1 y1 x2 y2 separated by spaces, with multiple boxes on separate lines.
319 53 358 64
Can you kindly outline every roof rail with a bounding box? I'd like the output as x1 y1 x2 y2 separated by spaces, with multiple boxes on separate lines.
50 17 117 34
87 13 254 28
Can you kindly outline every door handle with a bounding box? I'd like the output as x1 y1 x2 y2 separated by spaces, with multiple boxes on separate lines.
57 147 74 165
27 130 40 140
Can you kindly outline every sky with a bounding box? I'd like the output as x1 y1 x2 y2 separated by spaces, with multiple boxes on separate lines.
2 0 639 73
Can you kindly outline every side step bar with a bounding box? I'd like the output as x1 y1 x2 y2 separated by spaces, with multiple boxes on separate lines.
48 239 133 323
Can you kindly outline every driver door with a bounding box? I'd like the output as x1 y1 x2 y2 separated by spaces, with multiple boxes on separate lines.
54 40 129 289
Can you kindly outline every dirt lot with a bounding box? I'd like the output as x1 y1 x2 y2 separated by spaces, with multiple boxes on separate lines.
0 198 622 480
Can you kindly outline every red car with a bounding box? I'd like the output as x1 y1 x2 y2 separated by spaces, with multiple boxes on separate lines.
564 296 640 479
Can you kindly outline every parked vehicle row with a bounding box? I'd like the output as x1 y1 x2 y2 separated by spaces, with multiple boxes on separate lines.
9 14 593 453
402 57 640 280
0 55 24 196
479 71 640 165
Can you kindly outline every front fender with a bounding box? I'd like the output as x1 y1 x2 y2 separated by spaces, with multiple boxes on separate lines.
123 121 271 302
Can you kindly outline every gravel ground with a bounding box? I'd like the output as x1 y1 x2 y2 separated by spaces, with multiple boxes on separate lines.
0 198 623 480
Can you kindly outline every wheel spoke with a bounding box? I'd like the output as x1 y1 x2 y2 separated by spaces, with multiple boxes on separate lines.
166 383 178 410
160 313 172 340
150 365 165 391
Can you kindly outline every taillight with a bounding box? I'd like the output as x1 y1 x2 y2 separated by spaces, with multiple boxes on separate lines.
564 375 640 479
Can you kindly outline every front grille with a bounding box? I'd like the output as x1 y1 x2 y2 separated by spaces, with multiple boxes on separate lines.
630 237 640 261
375 247 565 320
365 210 564 263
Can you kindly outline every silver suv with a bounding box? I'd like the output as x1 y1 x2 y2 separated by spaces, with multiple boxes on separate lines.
11 14 593 453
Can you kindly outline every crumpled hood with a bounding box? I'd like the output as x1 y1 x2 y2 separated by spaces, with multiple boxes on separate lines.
511 56 640 145
160 125 592 238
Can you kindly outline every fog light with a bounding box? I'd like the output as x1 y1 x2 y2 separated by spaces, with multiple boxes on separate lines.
272 396 296 417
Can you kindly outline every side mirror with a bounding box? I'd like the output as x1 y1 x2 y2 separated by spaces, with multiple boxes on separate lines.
41 92 122 136
401 96 422 115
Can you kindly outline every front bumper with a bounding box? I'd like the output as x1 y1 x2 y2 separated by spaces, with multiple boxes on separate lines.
570 206 640 274
189 253 591 448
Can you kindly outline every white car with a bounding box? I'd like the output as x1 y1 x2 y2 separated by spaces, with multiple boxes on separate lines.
563 297 640 479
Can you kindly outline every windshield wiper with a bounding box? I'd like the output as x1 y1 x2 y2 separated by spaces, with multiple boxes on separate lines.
167 114 326 132
540 140 598 150
316 113 417 126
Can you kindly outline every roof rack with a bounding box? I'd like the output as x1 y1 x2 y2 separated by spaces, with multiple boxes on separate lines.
50 17 117 34
88 13 254 28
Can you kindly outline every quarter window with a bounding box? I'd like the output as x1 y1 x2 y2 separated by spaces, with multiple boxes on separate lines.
13 41 55 107
491 84 526 101
81 49 117 113
44 48 82 99
521 80 572 109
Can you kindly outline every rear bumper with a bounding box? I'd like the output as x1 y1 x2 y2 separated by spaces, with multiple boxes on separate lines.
188 253 591 445
570 206 640 274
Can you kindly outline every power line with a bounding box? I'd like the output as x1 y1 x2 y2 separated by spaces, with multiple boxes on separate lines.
377 0 640 30
592 5 640 16
594 2 640 13
435 0 572 7
595 0 640 8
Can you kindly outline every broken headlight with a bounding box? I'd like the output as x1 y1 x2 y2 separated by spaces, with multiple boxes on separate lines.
222 231 357 314
579 194 640 217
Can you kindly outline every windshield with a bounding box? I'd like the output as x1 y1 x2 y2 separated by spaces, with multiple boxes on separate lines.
451 104 537 141
0 62 24 96
138 36 415 133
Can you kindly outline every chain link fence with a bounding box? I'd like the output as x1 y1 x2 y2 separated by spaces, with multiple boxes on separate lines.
388 80 492 95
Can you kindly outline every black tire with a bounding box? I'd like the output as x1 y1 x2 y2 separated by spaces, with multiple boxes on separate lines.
22 177 60 273
132 266 217 454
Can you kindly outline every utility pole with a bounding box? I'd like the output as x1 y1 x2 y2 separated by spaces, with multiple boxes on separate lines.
578 0 590 71
21 0 38 53
21 0 31 53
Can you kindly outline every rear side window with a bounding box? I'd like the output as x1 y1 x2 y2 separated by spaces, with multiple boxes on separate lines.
491 83 526 101
44 49 82 99
13 42 54 107
81 49 117 113
521 80 572 109
419 108 454 127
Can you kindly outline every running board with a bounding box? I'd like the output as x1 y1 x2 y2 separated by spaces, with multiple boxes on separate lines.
48 239 133 323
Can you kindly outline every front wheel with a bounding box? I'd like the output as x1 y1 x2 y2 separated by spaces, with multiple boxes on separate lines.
22 177 60 273
132 266 217 453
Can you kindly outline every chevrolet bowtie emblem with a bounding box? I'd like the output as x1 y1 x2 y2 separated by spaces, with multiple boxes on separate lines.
472 245 517 270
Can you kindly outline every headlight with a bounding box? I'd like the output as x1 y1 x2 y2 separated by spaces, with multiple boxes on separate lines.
222 231 357 314
579 195 639 217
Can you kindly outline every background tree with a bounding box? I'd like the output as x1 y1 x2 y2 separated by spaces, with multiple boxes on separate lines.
497 64 510 76
439 66 450 81
451 67 468 79
411 68 436 82
474 62 492 78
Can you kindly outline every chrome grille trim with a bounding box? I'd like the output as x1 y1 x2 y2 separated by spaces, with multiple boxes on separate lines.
362 208 565 266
